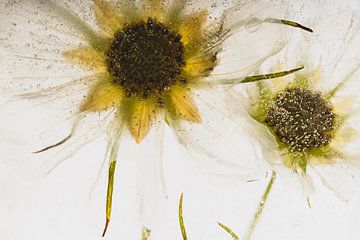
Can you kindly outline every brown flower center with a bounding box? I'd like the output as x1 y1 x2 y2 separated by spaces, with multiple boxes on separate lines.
265 87 335 152
106 18 185 98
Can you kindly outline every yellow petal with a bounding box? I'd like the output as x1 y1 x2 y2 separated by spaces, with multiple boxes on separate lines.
93 0 125 38
63 46 107 72
128 98 157 143
141 0 166 21
169 85 201 123
163 1 187 27
178 10 208 49
183 53 217 79
81 80 124 112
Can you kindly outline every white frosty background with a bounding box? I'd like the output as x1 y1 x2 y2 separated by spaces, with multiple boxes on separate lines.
0 0 360 240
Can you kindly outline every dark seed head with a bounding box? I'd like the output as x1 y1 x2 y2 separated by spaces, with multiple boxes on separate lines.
265 87 335 152
106 18 185 98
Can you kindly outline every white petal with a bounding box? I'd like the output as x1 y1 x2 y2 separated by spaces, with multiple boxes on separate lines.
133 120 168 228
208 1 290 81
0 110 116 179
170 85 267 180
310 163 360 202
0 1 96 97
278 0 360 92
0 74 101 146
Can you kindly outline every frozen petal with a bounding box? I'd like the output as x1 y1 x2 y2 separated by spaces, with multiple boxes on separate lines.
63 46 107 72
133 120 168 230
81 79 124 112
128 98 157 144
93 0 126 38
0 74 101 145
170 86 266 179
140 0 167 21
0 1 98 98
178 10 208 50
162 0 187 27
311 163 360 201
208 1 290 81
280 1 360 91
183 53 217 80
168 85 201 123
227 88 281 166
0 110 117 178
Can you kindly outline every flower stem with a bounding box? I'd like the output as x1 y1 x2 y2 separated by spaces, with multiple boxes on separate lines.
245 171 277 240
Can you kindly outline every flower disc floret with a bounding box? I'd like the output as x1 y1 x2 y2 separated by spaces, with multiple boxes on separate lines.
265 87 335 152
106 18 185 98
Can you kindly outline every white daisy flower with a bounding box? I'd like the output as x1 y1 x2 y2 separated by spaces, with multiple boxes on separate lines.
0 0 310 237
229 0 360 238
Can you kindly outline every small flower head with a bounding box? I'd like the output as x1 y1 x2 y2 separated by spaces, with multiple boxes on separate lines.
250 74 347 173
225 1 360 239
246 58 360 178
237 2 360 181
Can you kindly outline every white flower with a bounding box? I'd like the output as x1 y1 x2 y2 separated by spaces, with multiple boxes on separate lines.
229 0 360 239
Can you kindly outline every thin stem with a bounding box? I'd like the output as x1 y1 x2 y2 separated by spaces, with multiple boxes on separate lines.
218 222 240 240
245 171 277 240
179 193 188 240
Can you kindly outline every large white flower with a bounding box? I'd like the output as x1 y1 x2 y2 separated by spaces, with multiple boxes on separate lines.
0 0 309 238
